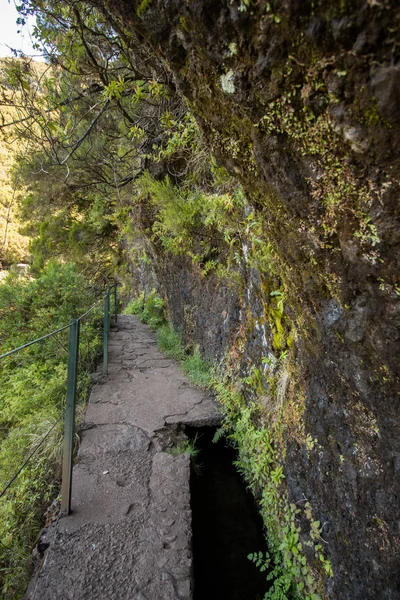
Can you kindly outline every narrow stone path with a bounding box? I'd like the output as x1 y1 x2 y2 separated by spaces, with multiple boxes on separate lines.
25 315 220 600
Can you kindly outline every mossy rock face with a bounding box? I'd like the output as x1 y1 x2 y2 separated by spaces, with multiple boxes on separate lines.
108 1 400 597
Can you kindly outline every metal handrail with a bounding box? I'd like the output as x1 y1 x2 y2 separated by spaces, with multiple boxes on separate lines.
0 413 65 499
0 282 118 516
0 290 106 362
0 324 72 361
103 286 110 376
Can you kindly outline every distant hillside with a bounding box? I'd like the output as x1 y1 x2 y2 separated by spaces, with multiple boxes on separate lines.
0 135 29 266
0 57 48 266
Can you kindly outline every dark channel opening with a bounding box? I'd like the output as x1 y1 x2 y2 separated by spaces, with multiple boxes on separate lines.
186 425 269 600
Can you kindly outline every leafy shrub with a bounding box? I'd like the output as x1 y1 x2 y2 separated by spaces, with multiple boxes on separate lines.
0 261 103 598
124 290 165 330
136 171 245 271
124 292 146 315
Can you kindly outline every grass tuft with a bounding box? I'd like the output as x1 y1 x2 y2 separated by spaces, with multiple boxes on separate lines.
182 349 212 389
168 434 203 473
157 324 185 361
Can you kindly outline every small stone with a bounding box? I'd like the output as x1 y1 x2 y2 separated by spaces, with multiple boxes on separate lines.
322 299 343 327
102 470 109 475
331 16 356 47
343 125 369 153
157 556 168 568
177 578 191 599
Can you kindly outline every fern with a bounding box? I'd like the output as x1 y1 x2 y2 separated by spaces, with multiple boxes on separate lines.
212 427 225 444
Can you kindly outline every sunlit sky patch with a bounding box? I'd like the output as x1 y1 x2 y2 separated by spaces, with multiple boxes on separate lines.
0 0 43 59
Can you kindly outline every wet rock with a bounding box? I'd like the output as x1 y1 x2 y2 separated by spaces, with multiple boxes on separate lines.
101 2 400 597
305 16 327 44
342 125 369 154
371 66 400 125
331 16 356 48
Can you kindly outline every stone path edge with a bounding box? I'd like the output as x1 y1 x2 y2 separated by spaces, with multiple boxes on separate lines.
25 314 221 600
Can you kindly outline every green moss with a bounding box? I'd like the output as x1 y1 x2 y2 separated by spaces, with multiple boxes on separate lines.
364 104 381 126
136 0 153 17
243 366 265 395
179 15 189 32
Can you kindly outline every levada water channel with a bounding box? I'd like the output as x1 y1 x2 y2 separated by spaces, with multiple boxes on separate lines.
186 426 269 600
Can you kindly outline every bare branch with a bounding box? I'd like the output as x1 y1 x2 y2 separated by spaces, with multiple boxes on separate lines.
59 99 110 165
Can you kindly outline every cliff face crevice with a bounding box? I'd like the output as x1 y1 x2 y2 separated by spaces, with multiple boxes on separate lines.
107 1 400 597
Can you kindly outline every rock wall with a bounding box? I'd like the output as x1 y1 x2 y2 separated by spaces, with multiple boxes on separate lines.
106 1 400 598
153 254 241 360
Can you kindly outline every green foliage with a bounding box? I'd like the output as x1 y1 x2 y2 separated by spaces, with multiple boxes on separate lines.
182 349 212 389
212 426 225 444
137 0 154 17
0 130 28 267
268 290 286 352
157 326 212 389
124 293 146 315
212 383 330 600
0 261 103 598
168 435 200 459
135 171 245 276
0 3 190 279
157 112 200 162
168 433 202 473
248 551 271 573
126 291 212 389
124 290 166 331
141 295 165 330
243 366 265 395
157 325 186 361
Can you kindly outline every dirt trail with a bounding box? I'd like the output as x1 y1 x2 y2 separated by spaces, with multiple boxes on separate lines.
25 315 220 600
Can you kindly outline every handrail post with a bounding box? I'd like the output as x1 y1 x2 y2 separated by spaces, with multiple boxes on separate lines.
61 319 80 516
108 287 111 333
103 286 110 375
114 283 118 324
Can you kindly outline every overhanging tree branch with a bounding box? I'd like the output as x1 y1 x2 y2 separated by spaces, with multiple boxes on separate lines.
59 99 110 165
